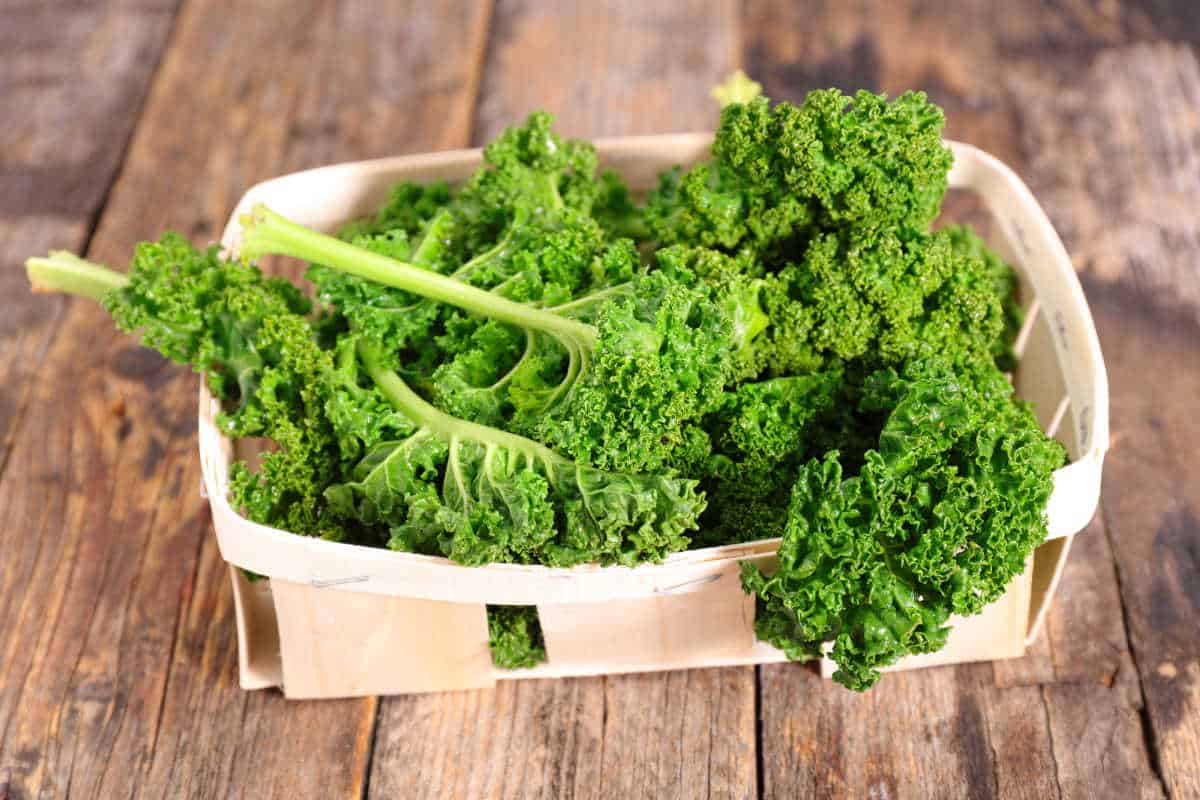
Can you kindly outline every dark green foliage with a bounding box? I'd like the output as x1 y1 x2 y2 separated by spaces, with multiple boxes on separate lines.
748 225 1016 376
487 606 547 669
244 115 742 476
103 234 345 539
741 359 1066 690
336 180 453 241
647 89 952 259
695 371 843 546
511 268 736 474
324 341 705 568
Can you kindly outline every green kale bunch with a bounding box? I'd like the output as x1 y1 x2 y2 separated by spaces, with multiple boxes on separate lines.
646 89 952 260
741 359 1065 690
26 87 1066 685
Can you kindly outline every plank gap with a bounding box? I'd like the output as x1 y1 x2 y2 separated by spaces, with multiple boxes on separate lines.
360 698 384 800
467 0 501 148
754 665 765 800
1037 686 1065 800
1101 501 1172 798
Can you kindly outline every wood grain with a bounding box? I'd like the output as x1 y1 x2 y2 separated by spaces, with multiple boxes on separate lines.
993 520 1165 798
598 669 755 800
0 0 181 480
1010 42 1200 325
369 679 605 799
473 0 740 140
1091 287 1200 800
0 4 182 798
0 0 490 798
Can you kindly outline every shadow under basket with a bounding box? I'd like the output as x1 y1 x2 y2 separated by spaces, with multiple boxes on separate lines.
200 135 1109 699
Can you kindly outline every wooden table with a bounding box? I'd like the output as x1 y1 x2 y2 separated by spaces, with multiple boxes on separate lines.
2 2 1197 797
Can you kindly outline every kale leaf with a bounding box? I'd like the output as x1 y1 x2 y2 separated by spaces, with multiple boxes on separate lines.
741 359 1066 690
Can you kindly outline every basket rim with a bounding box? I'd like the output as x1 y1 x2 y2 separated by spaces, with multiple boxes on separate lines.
200 133 1109 604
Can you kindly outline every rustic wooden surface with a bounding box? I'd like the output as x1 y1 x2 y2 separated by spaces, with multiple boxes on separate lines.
1 1 1197 798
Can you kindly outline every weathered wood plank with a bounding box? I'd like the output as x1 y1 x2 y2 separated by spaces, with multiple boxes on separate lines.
760 654 1161 800
367 3 747 798
989 519 1166 797
0 4 183 796
1090 287 1200 799
472 0 739 141
1010 42 1200 325
598 669 755 800
370 667 756 800
758 662 997 799
370 679 605 799
0 0 181 479
0 0 490 798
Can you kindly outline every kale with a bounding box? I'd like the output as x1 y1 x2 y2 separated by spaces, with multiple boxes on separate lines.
26 86 1066 689
646 89 953 258
240 203 737 476
487 606 547 670
741 359 1065 690
325 340 704 567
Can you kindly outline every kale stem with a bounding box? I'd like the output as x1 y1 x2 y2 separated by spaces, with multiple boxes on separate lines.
25 252 129 301
240 204 598 348
357 339 566 465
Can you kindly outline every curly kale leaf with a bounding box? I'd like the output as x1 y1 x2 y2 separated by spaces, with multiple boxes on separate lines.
647 89 952 257
742 358 1066 690
442 110 608 265
90 234 345 538
592 170 648 240
487 606 547 669
308 113 639 379
508 267 734 474
654 244 770 381
307 215 457 376
751 225 1019 376
940 225 1025 371
325 341 705 567
324 337 418 464
223 314 343 539
696 371 844 546
243 205 738 475
101 233 309 413
336 180 454 242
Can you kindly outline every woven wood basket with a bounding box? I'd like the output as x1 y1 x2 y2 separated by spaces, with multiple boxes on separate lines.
199 135 1109 698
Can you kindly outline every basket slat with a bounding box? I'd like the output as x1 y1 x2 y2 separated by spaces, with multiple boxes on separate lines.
537 556 759 669
270 580 495 698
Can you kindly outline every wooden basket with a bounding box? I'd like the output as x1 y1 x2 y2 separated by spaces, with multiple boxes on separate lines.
200 135 1109 698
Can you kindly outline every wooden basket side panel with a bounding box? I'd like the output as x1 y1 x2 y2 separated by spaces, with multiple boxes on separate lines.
229 566 284 690
1015 310 1071 439
270 580 495 698
1026 535 1075 644
535 558 757 671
